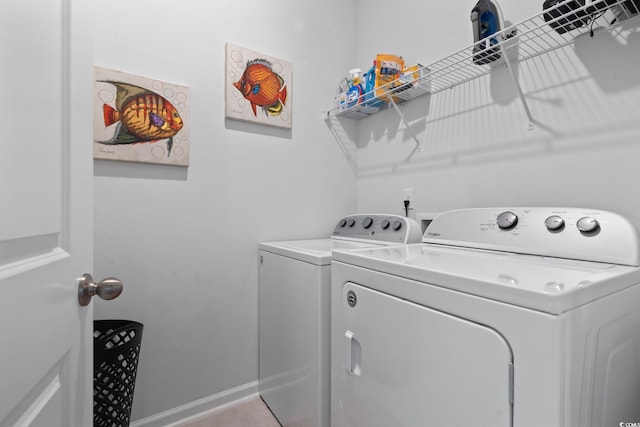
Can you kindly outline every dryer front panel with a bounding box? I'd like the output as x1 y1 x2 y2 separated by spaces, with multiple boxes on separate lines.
339 282 514 427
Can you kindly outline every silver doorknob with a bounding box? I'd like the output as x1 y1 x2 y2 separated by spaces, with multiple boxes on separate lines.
78 273 123 306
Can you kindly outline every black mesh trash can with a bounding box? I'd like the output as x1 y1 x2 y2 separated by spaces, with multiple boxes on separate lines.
93 320 144 427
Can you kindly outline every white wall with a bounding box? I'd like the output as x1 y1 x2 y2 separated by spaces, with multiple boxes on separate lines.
92 0 358 422
92 0 640 422
354 0 640 226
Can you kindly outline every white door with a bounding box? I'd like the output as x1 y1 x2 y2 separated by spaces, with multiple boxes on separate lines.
0 0 94 426
339 283 513 427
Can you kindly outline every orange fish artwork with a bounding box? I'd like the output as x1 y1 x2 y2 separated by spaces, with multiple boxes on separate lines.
96 81 184 156
233 59 288 117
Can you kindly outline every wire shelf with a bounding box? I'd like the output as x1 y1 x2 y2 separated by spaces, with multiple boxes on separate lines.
325 0 640 121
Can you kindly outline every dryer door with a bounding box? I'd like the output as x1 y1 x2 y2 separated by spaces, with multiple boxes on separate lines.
339 282 513 427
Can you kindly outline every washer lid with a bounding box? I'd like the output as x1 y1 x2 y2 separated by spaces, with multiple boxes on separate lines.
332 244 640 314
259 239 384 265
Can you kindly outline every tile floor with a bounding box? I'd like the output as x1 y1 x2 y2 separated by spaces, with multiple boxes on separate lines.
177 396 280 427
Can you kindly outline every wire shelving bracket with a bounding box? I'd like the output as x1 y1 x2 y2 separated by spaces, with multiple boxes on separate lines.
323 0 640 165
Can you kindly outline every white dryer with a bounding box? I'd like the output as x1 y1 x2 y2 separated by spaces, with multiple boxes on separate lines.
331 207 640 427
259 214 422 427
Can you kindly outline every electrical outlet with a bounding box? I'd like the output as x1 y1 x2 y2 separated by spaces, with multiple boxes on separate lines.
403 188 414 204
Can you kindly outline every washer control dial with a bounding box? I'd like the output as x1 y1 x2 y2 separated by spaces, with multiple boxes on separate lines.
362 217 374 229
496 211 518 230
577 217 599 233
545 215 564 231
347 218 356 227
392 220 403 231
339 219 347 228
381 219 390 230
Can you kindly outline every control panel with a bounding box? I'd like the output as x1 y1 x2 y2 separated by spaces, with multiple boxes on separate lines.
422 207 640 266
332 214 422 244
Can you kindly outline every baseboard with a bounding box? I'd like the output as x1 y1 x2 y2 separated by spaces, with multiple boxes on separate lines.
130 380 260 427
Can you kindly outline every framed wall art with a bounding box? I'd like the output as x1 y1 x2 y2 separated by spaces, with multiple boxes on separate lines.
94 66 191 166
225 43 292 129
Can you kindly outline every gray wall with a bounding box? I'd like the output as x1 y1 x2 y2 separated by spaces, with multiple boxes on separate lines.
354 0 640 225
92 0 358 422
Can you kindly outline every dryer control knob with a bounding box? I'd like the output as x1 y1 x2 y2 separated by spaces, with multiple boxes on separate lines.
392 220 403 231
497 211 518 230
362 217 374 229
577 217 599 233
339 219 347 228
381 219 390 230
347 218 356 227
545 215 565 231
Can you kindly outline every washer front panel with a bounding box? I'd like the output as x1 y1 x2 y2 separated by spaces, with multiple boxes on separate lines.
339 282 513 426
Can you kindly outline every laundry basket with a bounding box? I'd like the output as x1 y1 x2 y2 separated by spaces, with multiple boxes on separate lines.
93 319 144 427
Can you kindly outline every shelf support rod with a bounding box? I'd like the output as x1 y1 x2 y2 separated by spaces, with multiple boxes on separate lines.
500 44 535 130
387 96 422 151
325 117 358 175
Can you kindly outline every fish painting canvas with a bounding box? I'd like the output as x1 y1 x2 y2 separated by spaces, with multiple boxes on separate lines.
225 43 292 129
94 66 191 166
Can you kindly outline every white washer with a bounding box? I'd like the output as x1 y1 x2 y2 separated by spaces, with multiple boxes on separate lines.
259 214 422 427
331 207 640 427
